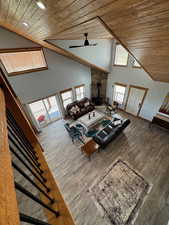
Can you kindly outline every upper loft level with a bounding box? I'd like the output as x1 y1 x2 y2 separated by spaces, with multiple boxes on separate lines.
0 0 169 82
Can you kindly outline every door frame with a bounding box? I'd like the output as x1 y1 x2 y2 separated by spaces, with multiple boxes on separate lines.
28 95 62 128
125 85 148 117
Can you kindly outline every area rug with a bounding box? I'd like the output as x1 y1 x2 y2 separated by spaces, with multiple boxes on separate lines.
89 159 150 225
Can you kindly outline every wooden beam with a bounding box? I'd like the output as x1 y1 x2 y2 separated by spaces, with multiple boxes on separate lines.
0 87 20 225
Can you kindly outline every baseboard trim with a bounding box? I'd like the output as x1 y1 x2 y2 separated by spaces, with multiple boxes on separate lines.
118 108 151 122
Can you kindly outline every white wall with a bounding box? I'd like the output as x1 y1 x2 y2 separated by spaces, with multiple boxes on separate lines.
107 42 169 121
9 48 91 103
50 39 113 71
0 27 91 104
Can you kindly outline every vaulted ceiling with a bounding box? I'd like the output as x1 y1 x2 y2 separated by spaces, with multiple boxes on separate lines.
47 17 113 40
0 0 169 82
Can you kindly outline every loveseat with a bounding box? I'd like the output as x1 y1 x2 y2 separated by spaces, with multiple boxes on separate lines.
66 97 95 120
93 118 130 148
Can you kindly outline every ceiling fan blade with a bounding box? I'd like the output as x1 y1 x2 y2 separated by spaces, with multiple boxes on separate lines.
69 45 85 48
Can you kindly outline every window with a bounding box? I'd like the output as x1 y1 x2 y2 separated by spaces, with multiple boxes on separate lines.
133 59 141 68
75 85 85 100
0 47 47 76
113 83 126 105
60 89 73 109
114 44 129 66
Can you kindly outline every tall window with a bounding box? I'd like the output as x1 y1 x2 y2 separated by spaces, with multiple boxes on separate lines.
75 84 85 100
0 47 47 76
60 89 73 108
133 59 141 68
114 44 129 66
113 83 126 105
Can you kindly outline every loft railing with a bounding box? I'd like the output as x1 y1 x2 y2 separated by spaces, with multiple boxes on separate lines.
8 109 59 223
0 68 75 225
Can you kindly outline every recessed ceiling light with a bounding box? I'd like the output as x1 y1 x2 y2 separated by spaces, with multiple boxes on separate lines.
36 1 46 10
23 22 29 27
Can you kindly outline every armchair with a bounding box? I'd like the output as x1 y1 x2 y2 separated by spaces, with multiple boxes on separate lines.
64 123 84 144
105 101 119 116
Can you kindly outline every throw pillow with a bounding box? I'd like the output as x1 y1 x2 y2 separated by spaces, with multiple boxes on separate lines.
84 101 90 107
114 120 122 126
75 105 80 112
70 106 77 114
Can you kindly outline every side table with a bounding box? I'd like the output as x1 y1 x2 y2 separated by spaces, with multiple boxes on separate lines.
81 139 99 159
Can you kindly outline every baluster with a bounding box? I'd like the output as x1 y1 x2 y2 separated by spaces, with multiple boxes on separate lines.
15 182 59 217
7 112 38 160
8 124 40 167
10 146 50 192
20 213 52 225
12 162 54 204
9 133 43 176
7 110 36 155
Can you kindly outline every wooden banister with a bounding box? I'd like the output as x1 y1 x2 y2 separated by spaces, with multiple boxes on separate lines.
0 87 20 225
0 73 39 146
0 68 75 225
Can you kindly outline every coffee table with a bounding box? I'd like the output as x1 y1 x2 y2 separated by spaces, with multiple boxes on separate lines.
77 110 105 131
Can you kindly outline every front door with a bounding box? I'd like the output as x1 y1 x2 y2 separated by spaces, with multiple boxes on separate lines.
126 86 147 116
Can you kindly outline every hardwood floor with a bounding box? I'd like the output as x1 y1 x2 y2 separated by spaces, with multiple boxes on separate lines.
39 111 169 225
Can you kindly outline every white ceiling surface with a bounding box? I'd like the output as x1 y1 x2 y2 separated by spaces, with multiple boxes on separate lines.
48 39 114 72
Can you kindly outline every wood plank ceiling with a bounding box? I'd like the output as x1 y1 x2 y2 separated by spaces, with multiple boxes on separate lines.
0 0 169 82
47 17 113 40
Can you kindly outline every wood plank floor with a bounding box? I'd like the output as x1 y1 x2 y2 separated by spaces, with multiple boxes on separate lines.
39 111 169 225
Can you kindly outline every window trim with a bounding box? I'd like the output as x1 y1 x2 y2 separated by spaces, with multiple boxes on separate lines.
114 82 127 87
0 47 48 76
74 84 85 100
113 82 127 105
28 91 59 104
60 88 73 109
60 88 72 94
132 59 142 69
74 84 85 89
113 43 129 67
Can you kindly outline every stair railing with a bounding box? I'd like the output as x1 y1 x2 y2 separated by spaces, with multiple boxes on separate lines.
0 68 75 225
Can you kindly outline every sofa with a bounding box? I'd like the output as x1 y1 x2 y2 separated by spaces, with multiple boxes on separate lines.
93 117 130 148
66 97 95 120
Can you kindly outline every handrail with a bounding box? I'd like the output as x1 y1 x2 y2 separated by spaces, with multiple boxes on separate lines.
0 87 20 225
0 67 76 225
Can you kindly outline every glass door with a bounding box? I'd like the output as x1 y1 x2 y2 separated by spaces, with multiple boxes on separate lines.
29 95 61 128
29 100 50 128
43 96 61 122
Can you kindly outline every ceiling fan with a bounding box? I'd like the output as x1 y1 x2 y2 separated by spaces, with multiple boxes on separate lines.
69 33 98 48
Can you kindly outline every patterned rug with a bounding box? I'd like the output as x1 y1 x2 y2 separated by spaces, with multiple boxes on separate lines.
89 159 150 225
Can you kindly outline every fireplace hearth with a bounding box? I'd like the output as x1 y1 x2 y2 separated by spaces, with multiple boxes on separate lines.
92 96 103 105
